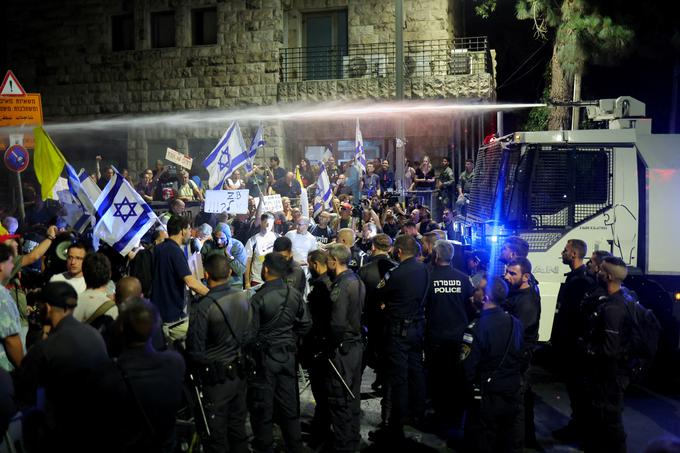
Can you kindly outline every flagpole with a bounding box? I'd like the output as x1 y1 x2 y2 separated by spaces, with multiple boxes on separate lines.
246 122 267 202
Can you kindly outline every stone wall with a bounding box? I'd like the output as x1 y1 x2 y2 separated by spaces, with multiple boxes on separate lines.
284 0 454 47
4 0 489 175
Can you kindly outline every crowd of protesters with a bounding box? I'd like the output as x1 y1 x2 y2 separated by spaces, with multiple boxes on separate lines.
0 150 671 453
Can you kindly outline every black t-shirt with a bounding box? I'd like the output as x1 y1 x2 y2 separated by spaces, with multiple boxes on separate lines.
310 224 334 244
151 239 191 323
414 168 436 190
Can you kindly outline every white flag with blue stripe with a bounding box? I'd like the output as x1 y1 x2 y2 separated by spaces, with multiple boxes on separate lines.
245 125 265 172
93 167 157 256
203 121 249 189
65 163 102 232
355 118 366 174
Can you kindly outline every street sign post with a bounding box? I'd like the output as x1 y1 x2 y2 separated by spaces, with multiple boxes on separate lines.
1 70 42 221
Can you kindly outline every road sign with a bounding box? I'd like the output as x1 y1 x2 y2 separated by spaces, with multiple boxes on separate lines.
0 94 43 127
4 144 30 173
0 70 26 96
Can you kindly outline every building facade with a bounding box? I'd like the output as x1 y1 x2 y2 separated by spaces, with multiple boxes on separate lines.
3 0 495 187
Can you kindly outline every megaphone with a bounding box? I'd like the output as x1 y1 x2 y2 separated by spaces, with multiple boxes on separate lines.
55 240 71 261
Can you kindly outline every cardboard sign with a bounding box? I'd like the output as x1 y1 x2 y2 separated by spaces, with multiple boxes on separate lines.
165 147 193 170
204 189 249 214
261 194 283 213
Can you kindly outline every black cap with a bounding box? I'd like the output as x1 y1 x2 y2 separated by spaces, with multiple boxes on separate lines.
42 282 78 309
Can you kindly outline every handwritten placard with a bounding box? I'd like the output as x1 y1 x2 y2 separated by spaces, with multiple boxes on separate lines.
165 147 193 170
204 189 249 214
261 194 283 213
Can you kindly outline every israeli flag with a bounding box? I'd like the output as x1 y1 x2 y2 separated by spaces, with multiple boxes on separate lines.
93 167 157 256
313 162 333 218
355 118 366 174
64 163 103 231
245 125 266 172
203 121 249 189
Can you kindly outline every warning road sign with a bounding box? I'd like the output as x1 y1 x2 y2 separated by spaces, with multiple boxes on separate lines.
0 70 27 96
0 94 43 127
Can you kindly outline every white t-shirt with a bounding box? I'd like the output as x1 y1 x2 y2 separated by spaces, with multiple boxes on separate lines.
49 272 87 295
285 231 318 264
245 231 278 284
73 289 119 323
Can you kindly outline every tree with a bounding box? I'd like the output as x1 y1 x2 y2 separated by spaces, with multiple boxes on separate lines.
476 0 634 129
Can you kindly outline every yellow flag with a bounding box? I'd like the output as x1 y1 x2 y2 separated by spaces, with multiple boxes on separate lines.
295 166 304 187
33 127 66 200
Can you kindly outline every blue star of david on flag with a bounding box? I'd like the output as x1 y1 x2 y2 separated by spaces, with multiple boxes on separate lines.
93 167 157 256
217 146 232 171
203 121 250 189
112 196 138 223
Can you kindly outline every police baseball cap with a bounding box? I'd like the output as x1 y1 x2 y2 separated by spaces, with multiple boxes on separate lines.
41 282 78 309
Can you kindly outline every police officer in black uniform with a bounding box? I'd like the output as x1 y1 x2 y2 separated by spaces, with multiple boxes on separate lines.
425 240 473 431
186 254 251 453
461 277 524 453
302 249 333 445
358 233 396 392
551 239 596 443
582 256 631 453
371 234 429 443
502 257 541 450
247 253 311 453
273 236 307 295
323 243 366 453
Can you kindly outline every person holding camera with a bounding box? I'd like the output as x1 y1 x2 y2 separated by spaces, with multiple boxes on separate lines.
186 254 252 453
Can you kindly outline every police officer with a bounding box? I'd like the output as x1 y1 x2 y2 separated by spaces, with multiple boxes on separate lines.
247 253 311 453
302 249 333 446
324 243 366 452
425 240 473 431
273 236 306 295
551 239 596 443
337 228 367 272
502 257 541 450
461 277 524 453
582 256 631 453
370 234 429 443
186 254 251 453
358 233 396 394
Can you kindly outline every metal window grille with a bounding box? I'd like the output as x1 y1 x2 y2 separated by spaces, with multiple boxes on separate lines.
280 36 491 82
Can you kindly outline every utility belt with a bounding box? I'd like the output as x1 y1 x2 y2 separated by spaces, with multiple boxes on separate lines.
198 358 249 385
251 341 297 365
389 317 424 337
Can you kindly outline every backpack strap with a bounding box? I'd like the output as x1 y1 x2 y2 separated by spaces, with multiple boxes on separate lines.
86 299 116 325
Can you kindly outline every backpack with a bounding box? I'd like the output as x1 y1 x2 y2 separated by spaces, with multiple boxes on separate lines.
622 290 661 382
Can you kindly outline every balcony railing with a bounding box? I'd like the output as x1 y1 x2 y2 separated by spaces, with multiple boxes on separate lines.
280 36 492 83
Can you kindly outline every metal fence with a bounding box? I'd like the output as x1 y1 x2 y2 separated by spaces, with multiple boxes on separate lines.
280 36 492 83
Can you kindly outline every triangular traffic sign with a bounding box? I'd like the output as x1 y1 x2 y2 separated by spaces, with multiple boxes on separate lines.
0 70 27 96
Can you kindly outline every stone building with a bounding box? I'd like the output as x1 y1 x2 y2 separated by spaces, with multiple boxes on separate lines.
2 0 495 192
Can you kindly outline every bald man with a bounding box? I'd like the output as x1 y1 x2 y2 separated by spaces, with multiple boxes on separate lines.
337 228 366 272
113 276 166 352
115 277 143 305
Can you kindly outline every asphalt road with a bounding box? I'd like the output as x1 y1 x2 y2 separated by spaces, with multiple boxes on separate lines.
298 366 680 453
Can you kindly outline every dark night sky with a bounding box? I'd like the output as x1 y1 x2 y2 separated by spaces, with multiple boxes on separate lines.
465 0 680 134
